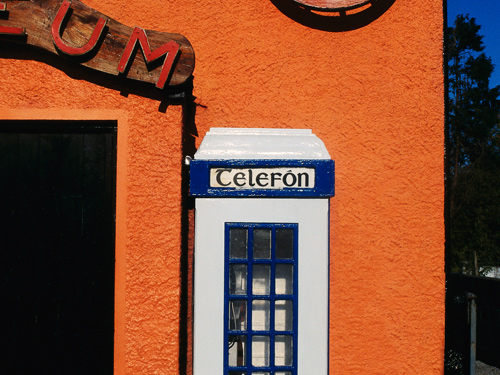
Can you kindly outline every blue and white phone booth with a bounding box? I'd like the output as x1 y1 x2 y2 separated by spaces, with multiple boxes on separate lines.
190 128 335 375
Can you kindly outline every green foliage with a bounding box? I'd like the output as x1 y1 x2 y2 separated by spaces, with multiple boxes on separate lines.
447 14 500 275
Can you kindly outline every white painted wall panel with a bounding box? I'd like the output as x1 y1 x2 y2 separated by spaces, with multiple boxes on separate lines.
193 198 330 375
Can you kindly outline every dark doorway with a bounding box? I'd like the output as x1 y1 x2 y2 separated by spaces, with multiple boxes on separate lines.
0 121 116 375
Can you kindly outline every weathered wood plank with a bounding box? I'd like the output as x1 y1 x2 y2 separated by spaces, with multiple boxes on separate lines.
292 0 371 10
0 0 194 88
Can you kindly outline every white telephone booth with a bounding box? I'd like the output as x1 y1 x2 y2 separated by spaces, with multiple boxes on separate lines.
190 128 335 375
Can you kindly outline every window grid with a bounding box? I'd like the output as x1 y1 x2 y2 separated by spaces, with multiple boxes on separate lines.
225 223 298 375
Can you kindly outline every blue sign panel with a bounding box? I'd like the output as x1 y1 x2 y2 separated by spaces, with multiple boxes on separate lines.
190 159 335 197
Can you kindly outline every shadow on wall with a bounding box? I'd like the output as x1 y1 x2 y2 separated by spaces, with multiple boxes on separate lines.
271 0 395 31
178 78 198 375
0 42 190 111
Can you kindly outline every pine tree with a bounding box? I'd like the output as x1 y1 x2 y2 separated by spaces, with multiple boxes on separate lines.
447 14 500 275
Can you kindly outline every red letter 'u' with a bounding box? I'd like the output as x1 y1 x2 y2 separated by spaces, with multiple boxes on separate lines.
51 0 107 56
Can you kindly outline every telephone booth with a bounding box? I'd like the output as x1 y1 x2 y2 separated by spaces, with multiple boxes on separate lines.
190 128 335 375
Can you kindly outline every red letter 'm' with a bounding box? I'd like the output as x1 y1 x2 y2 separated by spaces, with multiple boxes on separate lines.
117 27 180 89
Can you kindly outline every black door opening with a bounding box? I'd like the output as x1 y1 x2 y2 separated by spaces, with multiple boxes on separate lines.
0 120 116 375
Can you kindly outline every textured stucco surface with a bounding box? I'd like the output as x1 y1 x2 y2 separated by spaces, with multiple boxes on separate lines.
0 0 444 374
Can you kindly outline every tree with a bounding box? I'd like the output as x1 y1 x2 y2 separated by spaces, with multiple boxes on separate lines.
446 14 500 275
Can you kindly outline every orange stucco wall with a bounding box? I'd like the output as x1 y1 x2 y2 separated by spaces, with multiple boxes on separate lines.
0 0 444 374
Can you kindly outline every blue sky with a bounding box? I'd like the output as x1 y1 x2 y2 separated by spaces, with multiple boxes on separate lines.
447 0 500 88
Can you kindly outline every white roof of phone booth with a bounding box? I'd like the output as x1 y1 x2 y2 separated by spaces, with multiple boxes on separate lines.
194 128 331 160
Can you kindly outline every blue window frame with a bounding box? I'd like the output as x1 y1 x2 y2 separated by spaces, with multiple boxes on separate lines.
225 223 298 375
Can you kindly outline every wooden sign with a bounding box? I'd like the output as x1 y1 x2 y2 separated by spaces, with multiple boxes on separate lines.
292 0 370 10
0 0 194 88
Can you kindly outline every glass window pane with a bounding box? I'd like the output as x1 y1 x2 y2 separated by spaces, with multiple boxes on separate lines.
252 265 270 295
230 228 248 259
230 264 247 295
275 300 293 331
252 372 270 375
229 300 247 331
275 264 293 295
276 228 293 259
229 372 246 375
252 300 270 331
228 335 246 367
275 372 292 375
252 335 270 367
253 229 271 259
275 335 293 366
